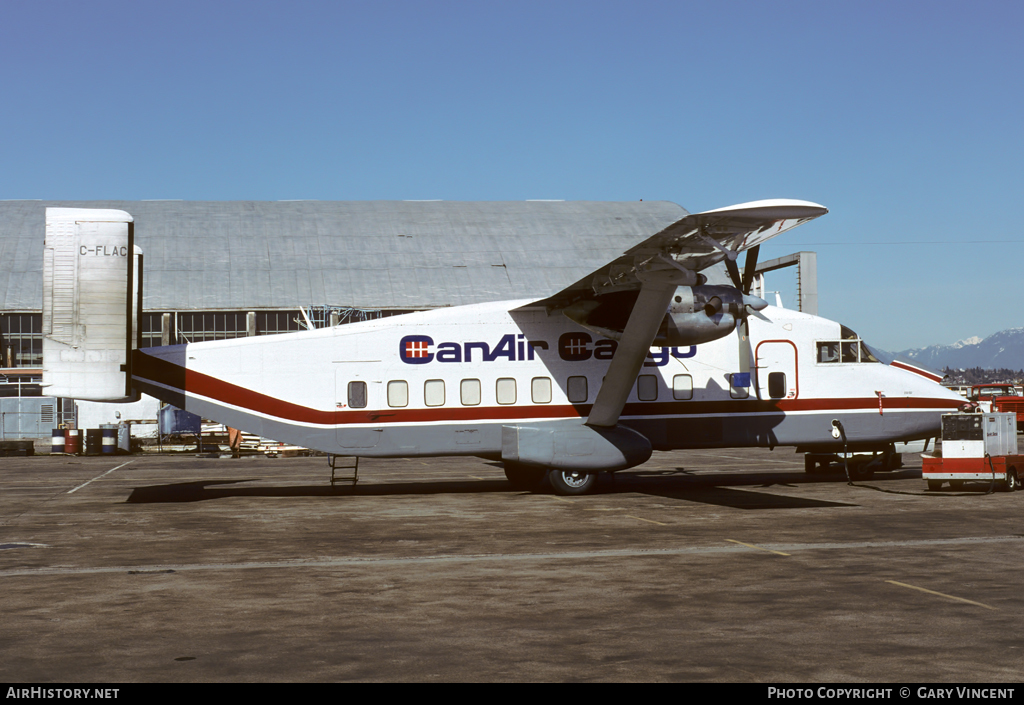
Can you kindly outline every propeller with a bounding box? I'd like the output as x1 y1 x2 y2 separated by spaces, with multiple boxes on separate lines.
729 245 767 398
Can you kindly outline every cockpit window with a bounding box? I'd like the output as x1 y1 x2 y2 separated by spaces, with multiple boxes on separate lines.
817 342 839 363
817 327 880 364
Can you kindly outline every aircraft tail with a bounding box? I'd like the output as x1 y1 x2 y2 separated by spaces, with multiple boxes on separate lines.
42 208 142 402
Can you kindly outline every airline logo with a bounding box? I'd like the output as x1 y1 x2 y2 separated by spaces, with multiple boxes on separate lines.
400 333 696 366
404 337 431 360
399 334 543 365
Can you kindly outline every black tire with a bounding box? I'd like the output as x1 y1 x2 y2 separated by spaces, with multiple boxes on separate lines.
504 463 548 491
548 469 598 496
848 460 874 481
927 480 943 491
949 480 964 490
1004 468 1019 492
804 455 818 474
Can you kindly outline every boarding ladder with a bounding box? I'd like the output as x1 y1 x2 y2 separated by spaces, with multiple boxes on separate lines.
327 454 360 486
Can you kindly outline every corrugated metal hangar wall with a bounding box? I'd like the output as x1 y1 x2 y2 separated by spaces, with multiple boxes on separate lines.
0 199 687 369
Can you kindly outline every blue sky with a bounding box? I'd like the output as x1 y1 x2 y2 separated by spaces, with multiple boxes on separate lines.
2 0 1021 352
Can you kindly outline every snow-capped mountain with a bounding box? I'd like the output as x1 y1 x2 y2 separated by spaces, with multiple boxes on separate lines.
894 328 1024 369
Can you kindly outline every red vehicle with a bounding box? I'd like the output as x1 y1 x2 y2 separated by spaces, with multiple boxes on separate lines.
969 384 1024 429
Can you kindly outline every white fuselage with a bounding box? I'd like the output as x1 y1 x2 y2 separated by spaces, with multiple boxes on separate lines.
131 299 965 463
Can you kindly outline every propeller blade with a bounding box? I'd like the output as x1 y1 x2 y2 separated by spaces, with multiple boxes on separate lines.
735 314 752 396
724 253 742 290
748 307 771 322
741 245 760 295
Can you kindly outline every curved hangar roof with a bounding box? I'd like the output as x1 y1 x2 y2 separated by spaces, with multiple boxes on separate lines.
0 200 687 311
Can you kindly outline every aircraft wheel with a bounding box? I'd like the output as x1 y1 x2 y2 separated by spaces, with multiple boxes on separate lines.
548 469 597 496
804 454 830 474
1004 468 1019 492
848 460 874 481
504 463 547 491
949 480 964 490
882 449 902 471
927 480 943 491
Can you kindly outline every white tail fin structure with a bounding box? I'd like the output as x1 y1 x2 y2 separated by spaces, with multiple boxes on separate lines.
42 208 142 402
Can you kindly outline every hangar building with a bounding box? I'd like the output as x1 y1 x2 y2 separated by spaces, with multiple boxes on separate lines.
0 200 687 437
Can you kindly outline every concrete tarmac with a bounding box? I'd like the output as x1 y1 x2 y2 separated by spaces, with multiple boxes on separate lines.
1 448 1022 683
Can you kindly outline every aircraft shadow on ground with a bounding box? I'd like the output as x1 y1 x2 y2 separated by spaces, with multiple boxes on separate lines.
123 466 906 506
125 478 513 503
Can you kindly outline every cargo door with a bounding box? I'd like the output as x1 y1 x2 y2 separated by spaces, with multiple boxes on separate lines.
756 341 798 401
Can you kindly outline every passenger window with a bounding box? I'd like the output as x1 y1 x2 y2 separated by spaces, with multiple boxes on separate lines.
729 373 750 399
672 374 693 400
637 375 658 401
348 381 367 409
461 379 481 406
496 378 517 405
532 377 552 404
387 380 408 408
768 372 786 399
424 379 445 407
567 376 588 403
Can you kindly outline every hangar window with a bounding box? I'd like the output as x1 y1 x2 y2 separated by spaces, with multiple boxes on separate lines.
567 376 588 403
257 311 304 336
768 372 787 399
461 379 481 406
496 378 517 405
175 311 249 343
0 313 42 367
140 313 165 348
348 381 367 409
387 380 408 408
424 379 445 407
532 377 552 404
672 374 693 400
637 375 658 401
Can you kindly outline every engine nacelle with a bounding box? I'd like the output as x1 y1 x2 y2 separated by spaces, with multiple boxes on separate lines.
656 285 765 346
562 285 766 347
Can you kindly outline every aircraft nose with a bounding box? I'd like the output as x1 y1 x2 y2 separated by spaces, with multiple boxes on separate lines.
742 294 769 311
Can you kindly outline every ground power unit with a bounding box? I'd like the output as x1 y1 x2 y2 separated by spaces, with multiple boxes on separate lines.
922 412 1022 491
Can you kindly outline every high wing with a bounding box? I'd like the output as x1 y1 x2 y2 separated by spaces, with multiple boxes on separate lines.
524 199 828 312
517 199 828 429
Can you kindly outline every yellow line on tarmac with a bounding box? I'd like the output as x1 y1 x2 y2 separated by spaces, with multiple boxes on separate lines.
725 539 791 556
885 580 997 610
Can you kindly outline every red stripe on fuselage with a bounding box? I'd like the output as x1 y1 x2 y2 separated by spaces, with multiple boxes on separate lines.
890 360 944 383
133 354 964 427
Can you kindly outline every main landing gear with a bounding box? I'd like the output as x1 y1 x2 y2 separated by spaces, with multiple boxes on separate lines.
547 469 598 496
503 463 599 495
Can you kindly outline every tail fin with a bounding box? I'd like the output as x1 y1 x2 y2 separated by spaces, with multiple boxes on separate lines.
42 208 142 402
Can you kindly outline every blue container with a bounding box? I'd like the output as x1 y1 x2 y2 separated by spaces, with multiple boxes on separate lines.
51 428 65 455
100 425 117 454
158 406 201 435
